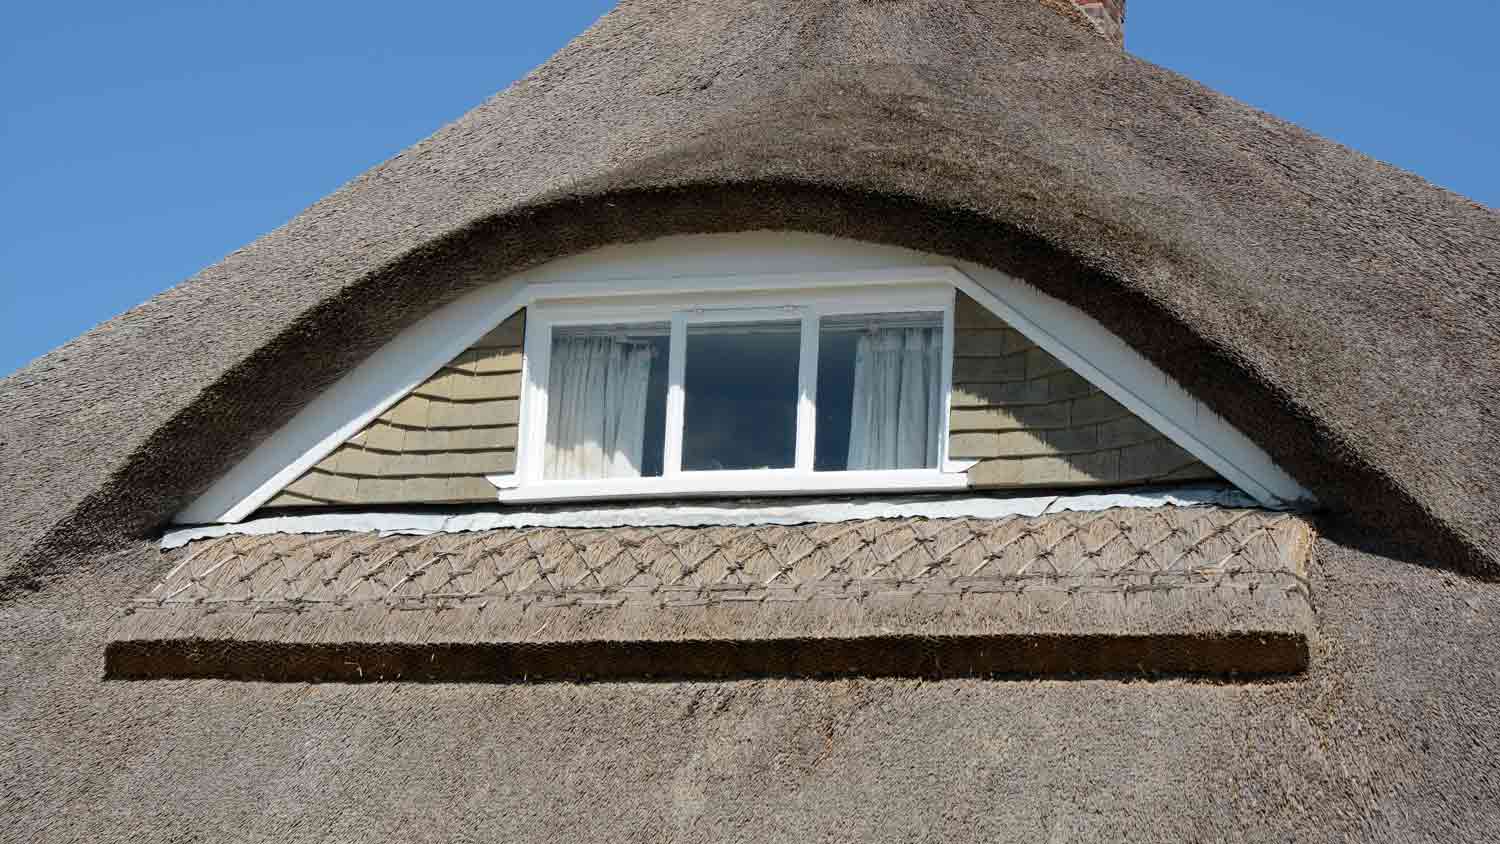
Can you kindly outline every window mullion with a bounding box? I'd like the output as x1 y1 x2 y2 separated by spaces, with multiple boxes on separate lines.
938 292 956 469
795 309 819 473
663 313 687 476
519 315 551 484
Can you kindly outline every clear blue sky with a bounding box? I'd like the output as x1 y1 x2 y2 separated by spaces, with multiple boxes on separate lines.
2 1 1495 377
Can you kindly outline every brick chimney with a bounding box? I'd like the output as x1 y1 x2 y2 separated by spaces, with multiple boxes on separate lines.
1072 0 1126 45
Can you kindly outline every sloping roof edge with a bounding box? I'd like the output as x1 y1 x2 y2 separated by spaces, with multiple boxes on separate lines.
3 183 1487 584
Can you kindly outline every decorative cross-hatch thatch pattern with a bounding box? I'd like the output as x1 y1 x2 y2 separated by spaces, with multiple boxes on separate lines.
137 508 1308 614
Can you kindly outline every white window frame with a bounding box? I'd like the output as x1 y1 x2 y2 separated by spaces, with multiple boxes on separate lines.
500 283 966 503
175 233 1314 524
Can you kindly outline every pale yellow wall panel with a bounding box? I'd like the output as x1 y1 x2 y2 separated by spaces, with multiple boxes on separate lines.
950 381 1051 408
952 328 1014 356
363 421 407 453
1068 392 1133 427
472 349 523 375
383 394 431 428
949 291 1223 491
949 402 1071 433
953 353 1028 383
266 293 1224 511
474 312 525 348
269 308 529 509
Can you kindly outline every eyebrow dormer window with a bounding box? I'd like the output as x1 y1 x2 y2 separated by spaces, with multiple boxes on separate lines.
179 254 1303 526
506 285 964 501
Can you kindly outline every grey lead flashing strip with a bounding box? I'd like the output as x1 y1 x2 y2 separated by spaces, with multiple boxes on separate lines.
160 485 1260 550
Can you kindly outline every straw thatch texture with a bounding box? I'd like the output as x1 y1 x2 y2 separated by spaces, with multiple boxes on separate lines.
1 0 1494 585
109 508 1313 680
133 508 1307 615
7 536 1500 842
3 2 1500 839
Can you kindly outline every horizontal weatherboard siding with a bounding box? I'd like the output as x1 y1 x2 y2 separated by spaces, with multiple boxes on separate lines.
267 292 1220 510
949 292 1219 488
266 310 525 507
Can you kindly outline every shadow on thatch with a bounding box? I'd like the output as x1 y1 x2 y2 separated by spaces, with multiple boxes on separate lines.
105 633 1308 685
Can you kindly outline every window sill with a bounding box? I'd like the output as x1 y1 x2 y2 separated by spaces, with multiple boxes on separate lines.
489 469 970 504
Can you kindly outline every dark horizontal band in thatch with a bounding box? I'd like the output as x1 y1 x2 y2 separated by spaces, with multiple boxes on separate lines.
105 631 1308 683
109 509 1314 681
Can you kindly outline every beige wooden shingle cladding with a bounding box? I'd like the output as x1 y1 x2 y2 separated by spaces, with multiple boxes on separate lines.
266 294 1217 509
950 292 1219 487
267 311 525 507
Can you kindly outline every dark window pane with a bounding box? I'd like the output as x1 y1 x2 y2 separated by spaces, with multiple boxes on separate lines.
682 320 800 471
814 327 858 471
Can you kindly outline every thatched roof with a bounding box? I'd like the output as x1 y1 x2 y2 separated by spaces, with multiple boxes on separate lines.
1 0 1495 584
111 508 1314 681
5 4 1500 836
8 531 1500 840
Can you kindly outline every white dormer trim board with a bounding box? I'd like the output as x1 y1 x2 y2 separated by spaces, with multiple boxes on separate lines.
175 232 1312 524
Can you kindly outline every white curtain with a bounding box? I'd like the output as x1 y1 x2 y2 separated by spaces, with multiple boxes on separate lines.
846 327 942 470
545 337 654 479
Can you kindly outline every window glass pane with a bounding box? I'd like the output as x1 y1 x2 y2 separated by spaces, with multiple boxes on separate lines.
545 322 669 480
816 312 944 471
682 320 801 471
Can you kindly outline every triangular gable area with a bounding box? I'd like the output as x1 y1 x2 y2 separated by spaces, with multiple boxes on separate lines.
265 312 525 508
175 234 1311 525
265 295 1217 509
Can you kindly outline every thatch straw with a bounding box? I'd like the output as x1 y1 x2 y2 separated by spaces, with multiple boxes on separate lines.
111 508 1313 680
1 0 1495 586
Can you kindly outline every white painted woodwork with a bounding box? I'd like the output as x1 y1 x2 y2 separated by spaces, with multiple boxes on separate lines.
176 232 1312 524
